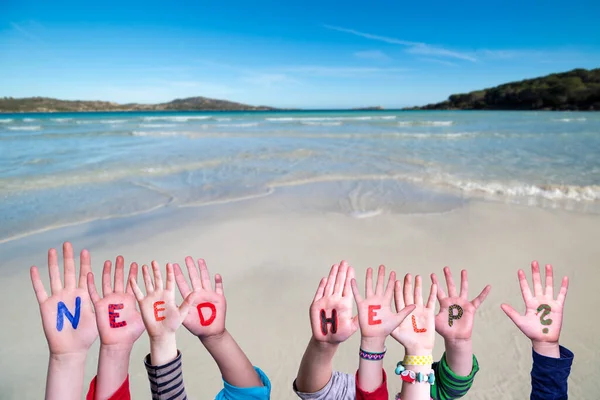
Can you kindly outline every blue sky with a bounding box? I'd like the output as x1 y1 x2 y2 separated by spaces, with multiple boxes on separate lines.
1 0 599 108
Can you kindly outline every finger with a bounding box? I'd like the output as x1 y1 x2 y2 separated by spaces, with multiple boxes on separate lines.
460 269 468 299
215 274 224 295
403 274 414 305
431 273 447 300
444 266 458 298
130 276 145 302
501 303 523 328
184 256 202 290
174 263 192 298
102 260 112 296
152 261 164 290
545 264 554 298
414 275 423 306
178 292 196 322
324 264 339 297
518 269 533 303
531 261 543 297
365 267 374 297
114 256 125 294
471 285 492 309
48 247 62 294
374 265 386 295
198 259 213 291
393 304 416 327
126 262 138 295
556 276 569 305
342 266 355 298
78 249 92 289
62 242 77 289
384 270 396 301
351 278 364 303
426 283 438 309
312 277 327 302
394 280 405 311
333 261 348 296
142 264 154 293
87 272 101 304
166 263 174 292
30 266 49 303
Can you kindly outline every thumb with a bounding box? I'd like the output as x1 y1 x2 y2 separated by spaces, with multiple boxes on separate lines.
178 292 196 323
393 304 416 327
351 314 359 333
501 303 522 328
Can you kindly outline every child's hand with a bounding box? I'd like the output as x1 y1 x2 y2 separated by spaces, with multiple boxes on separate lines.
173 257 226 340
30 242 98 357
87 256 145 348
501 262 568 353
130 261 195 339
351 265 416 340
390 274 437 354
309 261 358 344
431 267 491 342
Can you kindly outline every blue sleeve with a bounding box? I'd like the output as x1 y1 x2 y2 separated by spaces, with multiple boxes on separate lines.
531 346 574 400
215 367 271 400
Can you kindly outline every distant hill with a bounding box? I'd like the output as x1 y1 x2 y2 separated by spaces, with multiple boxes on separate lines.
0 96 275 113
408 68 600 111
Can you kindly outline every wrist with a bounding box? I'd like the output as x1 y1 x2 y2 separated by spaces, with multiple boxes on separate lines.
49 351 88 365
149 334 178 366
310 336 340 352
360 336 386 353
199 329 228 347
403 346 433 356
532 340 560 358
444 337 472 351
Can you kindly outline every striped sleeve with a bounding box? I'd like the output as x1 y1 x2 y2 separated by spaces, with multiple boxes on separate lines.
144 351 187 400
430 353 479 400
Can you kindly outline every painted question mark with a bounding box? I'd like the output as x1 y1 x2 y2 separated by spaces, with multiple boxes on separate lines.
535 304 552 334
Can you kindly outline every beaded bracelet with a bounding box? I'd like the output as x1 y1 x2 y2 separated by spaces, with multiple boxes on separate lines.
359 347 386 361
395 363 435 385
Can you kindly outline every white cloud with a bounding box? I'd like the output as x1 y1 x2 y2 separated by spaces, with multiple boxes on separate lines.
418 58 458 67
10 21 43 43
354 50 391 61
325 25 477 62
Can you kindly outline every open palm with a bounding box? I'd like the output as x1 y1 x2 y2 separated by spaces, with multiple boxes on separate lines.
131 261 195 338
501 261 568 343
391 274 436 354
87 256 145 347
432 267 491 340
310 261 358 344
174 257 227 339
30 242 98 355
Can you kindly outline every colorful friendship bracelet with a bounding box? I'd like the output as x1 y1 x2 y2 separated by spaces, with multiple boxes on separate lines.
359 346 387 361
395 362 435 385
402 354 433 366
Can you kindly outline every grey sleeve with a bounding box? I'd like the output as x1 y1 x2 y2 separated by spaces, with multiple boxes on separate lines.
293 371 356 400
144 351 187 400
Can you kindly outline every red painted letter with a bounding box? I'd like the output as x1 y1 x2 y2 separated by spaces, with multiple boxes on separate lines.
368 305 382 325
197 302 217 326
412 315 427 332
108 303 127 328
154 301 166 321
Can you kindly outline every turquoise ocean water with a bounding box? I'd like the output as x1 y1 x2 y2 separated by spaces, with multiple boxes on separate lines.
1 110 599 242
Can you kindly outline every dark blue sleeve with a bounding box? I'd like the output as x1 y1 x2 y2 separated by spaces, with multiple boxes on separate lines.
530 345 574 400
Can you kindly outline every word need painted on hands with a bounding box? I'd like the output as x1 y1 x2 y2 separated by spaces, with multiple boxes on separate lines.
109 303 127 328
448 304 464 327
536 304 552 334
368 305 382 325
197 302 216 326
56 297 81 331
154 301 166 321
320 309 338 335
412 315 427 333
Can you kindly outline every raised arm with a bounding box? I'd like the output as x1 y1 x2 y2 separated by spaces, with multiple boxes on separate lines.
295 261 359 395
501 261 572 400
30 242 98 400
87 257 145 400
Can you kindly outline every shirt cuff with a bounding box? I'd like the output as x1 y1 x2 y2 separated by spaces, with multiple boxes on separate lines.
532 345 574 368
144 351 186 399
355 369 388 400
216 366 271 400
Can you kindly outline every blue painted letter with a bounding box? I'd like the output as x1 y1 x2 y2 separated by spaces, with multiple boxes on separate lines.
56 297 81 331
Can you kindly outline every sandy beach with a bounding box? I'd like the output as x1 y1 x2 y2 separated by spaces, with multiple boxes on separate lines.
1 184 598 399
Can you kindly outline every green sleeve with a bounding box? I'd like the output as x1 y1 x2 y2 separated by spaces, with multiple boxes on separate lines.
430 352 479 400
